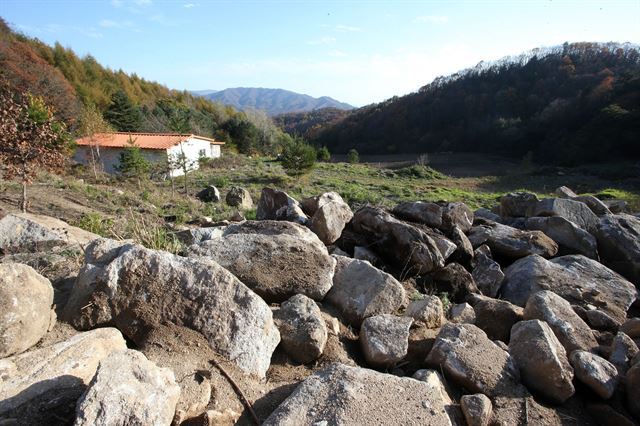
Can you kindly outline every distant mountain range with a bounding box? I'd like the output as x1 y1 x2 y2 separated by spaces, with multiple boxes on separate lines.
193 87 354 116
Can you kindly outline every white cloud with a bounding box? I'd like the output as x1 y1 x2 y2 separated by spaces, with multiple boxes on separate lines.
149 14 175 26
307 36 336 46
99 19 138 31
134 0 152 5
184 3 196 8
328 50 347 57
110 0 123 7
334 24 362 33
415 15 449 24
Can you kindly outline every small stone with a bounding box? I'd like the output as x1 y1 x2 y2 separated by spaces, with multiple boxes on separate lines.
360 314 412 368
225 186 253 209
195 185 220 203
626 363 640 418
460 393 492 426
450 303 476 324
609 332 639 376
404 296 443 328
569 350 618 399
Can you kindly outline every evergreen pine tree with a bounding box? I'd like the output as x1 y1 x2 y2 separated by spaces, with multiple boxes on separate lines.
104 90 142 132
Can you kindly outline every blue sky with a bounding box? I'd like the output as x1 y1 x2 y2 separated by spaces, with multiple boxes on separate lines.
2 0 639 106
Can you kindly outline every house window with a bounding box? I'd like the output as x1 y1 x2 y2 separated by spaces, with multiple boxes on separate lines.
199 149 206 157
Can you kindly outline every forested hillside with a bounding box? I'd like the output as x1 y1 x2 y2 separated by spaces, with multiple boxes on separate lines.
273 107 351 140
0 19 288 154
312 43 640 165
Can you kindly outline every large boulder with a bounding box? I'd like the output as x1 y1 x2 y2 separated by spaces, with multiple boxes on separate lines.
187 227 336 303
526 198 599 233
392 201 443 228
471 246 504 298
569 350 619 400
523 290 598 353
74 349 181 426
426 263 479 303
256 187 308 224
274 294 328 364
225 186 253 209
501 255 637 324
263 363 457 425
426 323 520 397
67 241 280 378
308 192 353 245
326 255 407 326
0 213 99 253
595 214 640 285
360 314 412 368
0 263 56 357
440 202 474 233
352 206 444 276
609 331 639 376
222 219 324 248
468 294 523 343
0 328 127 424
509 320 575 403
524 216 598 259
500 192 539 217
468 219 558 259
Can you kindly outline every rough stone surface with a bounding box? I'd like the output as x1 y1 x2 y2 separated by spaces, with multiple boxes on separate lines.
460 393 492 426
404 295 443 328
0 263 56 357
509 320 575 403
523 290 599 353
352 206 444 276
0 328 127 424
426 323 520 397
585 309 619 330
309 192 353 245
555 186 578 198
274 294 328 364
195 185 221 202
0 213 99 253
360 314 412 368
326 255 407 326
500 192 539 217
595 214 640 284
525 216 599 259
68 242 280 378
603 199 627 214
574 195 612 216
74 349 181 426
222 219 324 249
626 363 640 419
502 254 637 324
225 186 253 209
175 227 225 246
569 350 619 399
423 228 458 261
609 332 639 376
468 219 558 259
263 363 456 425
471 246 504 298
450 225 474 265
392 201 443 228
427 263 479 303
527 198 599 233
468 294 523 343
256 187 308 224
440 201 474 233
620 318 640 339
188 229 335 303
353 245 381 265
450 303 476 324
474 207 502 222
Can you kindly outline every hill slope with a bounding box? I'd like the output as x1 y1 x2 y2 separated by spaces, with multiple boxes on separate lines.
312 42 640 165
201 87 354 115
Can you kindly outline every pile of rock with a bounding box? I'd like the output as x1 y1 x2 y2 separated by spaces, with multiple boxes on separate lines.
1 185 639 425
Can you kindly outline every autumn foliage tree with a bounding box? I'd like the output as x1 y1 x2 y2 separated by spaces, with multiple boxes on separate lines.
0 81 71 212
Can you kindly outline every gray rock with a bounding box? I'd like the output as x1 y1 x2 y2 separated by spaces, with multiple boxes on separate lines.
274 294 328 364
223 219 324 248
574 195 612 216
450 303 476 324
585 309 619 330
360 314 412 367
460 393 492 426
256 187 307 224
74 349 181 426
0 213 99 253
555 186 578 198
474 207 502 222
174 226 225 245
423 229 458 261
352 206 444 276
309 192 353 244
392 201 443 228
527 198 599 233
428 263 479 303
603 199 627 214
626 363 640 418
620 318 640 339
569 350 618 399
595 214 640 284
468 294 523 343
440 201 475 233
195 185 221 202
326 255 407 326
0 263 56 358
404 295 443 328
609 332 639 376
187 229 335 303
524 216 598 259
68 243 280 378
225 186 253 209
450 225 474 265
471 246 504 298
468 219 558 259
500 192 539 217
426 323 520 397
501 255 636 324
263 363 457 425
523 290 598 353
353 245 381 265
0 328 127 423
509 320 575 403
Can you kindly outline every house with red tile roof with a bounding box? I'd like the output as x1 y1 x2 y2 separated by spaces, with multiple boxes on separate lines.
74 132 224 176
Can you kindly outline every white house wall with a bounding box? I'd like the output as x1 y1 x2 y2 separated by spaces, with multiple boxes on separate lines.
166 137 220 177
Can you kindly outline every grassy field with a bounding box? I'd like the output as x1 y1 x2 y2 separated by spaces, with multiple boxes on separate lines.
1 152 638 252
